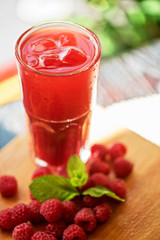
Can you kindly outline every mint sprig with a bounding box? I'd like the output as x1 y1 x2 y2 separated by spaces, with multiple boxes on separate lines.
29 155 125 203
67 155 88 187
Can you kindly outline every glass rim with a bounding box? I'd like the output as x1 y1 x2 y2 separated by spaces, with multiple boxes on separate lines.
15 21 101 77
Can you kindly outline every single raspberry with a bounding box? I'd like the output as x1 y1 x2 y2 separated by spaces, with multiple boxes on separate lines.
74 208 96 232
93 204 112 223
46 220 66 239
109 142 127 159
109 178 126 199
0 175 17 197
11 203 31 226
40 199 63 223
89 160 110 175
91 144 108 160
63 201 77 224
32 167 52 180
90 173 109 188
0 208 14 230
12 223 33 240
62 224 86 240
113 157 133 178
82 195 102 208
28 200 45 224
31 231 57 240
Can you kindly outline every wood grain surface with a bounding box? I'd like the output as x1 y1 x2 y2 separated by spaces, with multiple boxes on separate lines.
0 130 160 240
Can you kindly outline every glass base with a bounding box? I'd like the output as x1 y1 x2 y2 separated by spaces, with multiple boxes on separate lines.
34 146 91 176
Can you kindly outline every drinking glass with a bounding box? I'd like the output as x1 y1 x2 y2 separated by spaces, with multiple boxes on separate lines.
15 21 101 174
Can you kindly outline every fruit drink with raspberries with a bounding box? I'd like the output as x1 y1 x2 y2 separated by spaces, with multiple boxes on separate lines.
15 22 101 174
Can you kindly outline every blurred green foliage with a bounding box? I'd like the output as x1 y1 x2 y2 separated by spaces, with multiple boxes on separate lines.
69 0 160 58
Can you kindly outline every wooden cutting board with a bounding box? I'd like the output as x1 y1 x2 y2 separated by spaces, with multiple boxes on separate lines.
0 129 160 240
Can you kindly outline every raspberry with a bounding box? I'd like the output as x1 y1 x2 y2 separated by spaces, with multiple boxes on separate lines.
0 208 14 230
62 224 86 240
63 201 77 224
91 144 108 160
12 223 33 240
11 203 31 226
31 231 57 240
93 204 112 223
82 195 102 208
0 175 17 197
46 220 66 239
109 178 126 199
32 167 52 180
74 208 96 232
89 160 110 175
40 199 63 223
109 142 127 159
90 173 109 188
28 200 45 224
113 157 133 178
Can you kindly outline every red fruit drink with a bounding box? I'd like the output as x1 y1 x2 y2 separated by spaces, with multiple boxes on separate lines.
15 22 101 174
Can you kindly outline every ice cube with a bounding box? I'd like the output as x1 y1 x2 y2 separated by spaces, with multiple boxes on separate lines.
30 39 56 53
62 47 87 65
41 54 63 68
26 55 39 67
58 33 76 47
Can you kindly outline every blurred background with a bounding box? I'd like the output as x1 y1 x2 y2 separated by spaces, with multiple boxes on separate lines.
0 0 160 148
1 0 160 62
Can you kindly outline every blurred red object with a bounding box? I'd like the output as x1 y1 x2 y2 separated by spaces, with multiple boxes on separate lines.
0 60 17 82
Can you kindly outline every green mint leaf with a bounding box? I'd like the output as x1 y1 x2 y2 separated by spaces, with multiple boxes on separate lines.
67 155 88 187
82 185 125 202
29 175 80 202
70 173 88 187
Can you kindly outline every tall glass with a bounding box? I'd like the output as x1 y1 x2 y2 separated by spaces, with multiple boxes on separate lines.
15 21 101 174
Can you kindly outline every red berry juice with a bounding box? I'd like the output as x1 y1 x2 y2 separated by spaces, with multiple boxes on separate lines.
15 22 101 173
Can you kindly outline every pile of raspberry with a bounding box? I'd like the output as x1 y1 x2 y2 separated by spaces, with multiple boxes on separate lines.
84 142 133 199
0 198 112 240
0 142 133 240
